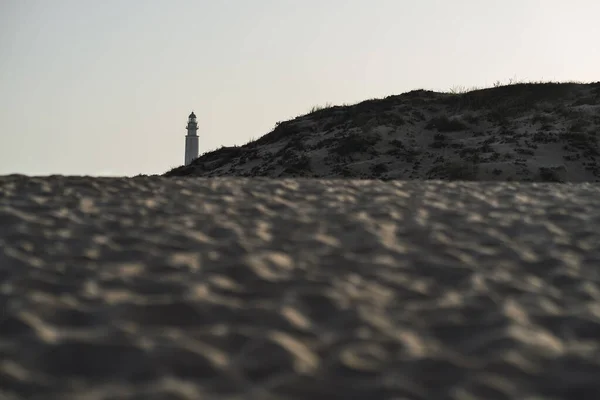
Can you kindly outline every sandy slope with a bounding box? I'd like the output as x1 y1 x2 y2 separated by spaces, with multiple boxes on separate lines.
1 175 600 400
166 82 600 182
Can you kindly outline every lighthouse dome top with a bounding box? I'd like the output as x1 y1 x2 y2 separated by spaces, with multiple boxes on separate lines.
189 112 197 119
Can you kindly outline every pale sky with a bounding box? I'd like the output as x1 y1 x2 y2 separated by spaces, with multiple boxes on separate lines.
1 0 599 176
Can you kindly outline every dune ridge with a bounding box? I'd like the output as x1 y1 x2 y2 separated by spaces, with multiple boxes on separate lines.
166 82 600 183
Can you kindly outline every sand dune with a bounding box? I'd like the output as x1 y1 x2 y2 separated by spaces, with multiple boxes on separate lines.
166 82 600 183
1 175 600 399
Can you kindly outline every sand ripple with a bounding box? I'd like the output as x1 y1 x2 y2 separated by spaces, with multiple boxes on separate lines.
1 176 600 399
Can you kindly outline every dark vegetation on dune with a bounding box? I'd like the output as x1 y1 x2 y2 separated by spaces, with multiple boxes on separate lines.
165 81 600 182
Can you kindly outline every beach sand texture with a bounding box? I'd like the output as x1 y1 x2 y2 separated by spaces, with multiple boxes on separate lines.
1 175 600 400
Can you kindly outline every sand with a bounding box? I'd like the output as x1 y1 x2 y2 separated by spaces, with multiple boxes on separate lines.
1 175 600 400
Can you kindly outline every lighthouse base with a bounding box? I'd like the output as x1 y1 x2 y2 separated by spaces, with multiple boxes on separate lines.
185 135 199 166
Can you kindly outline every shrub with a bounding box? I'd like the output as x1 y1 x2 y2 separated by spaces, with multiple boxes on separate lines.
539 167 564 182
282 154 312 175
561 131 598 151
308 103 334 114
446 161 479 180
426 115 468 132
332 132 379 156
427 161 478 180
430 141 447 149
371 162 389 175
516 148 535 156
531 112 555 125
253 121 303 146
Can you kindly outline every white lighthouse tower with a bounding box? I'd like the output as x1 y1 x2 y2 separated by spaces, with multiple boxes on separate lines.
184 111 199 165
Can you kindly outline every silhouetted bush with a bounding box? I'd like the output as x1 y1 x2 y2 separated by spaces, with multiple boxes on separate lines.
427 161 478 180
332 132 379 156
371 162 389 175
252 121 303 147
446 82 578 113
539 167 564 182
561 131 598 152
446 161 479 180
282 154 312 175
426 116 468 132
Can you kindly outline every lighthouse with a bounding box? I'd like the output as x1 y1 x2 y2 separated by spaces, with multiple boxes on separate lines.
184 112 199 165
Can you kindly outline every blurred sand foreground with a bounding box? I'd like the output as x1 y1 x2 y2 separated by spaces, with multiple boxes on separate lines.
1 175 600 400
